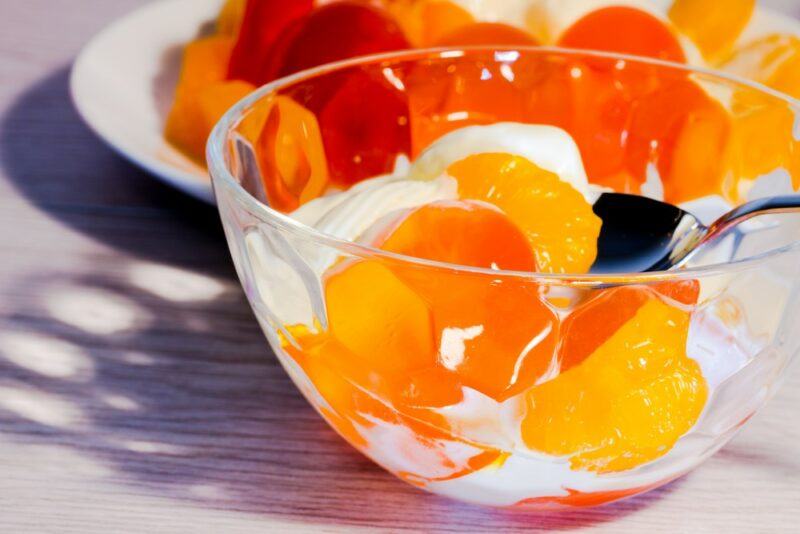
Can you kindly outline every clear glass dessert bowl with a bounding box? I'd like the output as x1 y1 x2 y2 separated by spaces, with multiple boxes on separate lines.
207 48 800 509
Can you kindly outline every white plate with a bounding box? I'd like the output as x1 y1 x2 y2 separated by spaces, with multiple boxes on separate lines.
71 0 223 204
71 0 798 205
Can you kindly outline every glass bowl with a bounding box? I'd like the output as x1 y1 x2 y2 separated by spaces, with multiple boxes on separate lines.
207 48 800 509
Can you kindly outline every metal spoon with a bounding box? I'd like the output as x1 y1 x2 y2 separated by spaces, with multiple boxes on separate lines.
590 193 800 273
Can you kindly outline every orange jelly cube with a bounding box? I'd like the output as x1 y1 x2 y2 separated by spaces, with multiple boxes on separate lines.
386 0 475 47
406 55 549 155
165 36 246 163
435 22 538 47
559 7 686 63
376 200 558 401
624 77 731 203
217 0 246 36
325 259 437 379
255 96 329 212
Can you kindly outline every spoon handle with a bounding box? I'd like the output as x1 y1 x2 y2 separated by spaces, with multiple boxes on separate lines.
705 194 800 241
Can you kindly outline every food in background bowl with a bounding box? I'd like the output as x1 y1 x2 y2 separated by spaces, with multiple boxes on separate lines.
207 49 800 508
166 0 800 167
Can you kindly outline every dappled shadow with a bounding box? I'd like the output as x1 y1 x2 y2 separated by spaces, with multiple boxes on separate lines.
0 258 682 531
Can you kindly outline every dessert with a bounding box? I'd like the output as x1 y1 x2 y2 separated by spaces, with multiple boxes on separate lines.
165 0 793 166
256 119 733 506
211 46 800 508
182 0 800 507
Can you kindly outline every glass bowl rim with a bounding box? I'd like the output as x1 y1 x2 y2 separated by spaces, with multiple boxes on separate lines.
207 46 800 283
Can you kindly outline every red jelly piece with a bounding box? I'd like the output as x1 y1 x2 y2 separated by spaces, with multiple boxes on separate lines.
319 69 411 186
227 0 312 84
277 2 411 78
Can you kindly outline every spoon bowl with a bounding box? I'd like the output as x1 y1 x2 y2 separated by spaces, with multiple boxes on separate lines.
591 193 800 273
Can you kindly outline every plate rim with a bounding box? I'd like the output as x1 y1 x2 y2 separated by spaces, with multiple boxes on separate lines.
70 0 219 205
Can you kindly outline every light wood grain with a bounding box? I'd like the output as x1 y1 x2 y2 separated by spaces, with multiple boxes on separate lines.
0 1 799 532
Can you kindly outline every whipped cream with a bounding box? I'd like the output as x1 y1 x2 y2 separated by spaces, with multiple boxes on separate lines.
292 123 592 239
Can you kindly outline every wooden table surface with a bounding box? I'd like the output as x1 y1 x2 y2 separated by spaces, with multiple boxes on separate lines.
1 1 799 532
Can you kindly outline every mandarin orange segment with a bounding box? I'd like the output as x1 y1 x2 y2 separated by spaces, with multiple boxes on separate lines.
376 200 558 401
559 281 699 374
164 36 237 162
669 0 755 64
522 299 707 473
558 7 686 63
446 153 601 274
435 22 538 47
255 95 329 212
760 37 800 98
165 79 254 165
386 0 475 47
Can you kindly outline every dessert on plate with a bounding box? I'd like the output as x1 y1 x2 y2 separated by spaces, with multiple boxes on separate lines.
166 0 800 168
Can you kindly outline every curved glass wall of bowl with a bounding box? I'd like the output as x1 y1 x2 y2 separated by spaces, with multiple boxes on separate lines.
208 48 800 509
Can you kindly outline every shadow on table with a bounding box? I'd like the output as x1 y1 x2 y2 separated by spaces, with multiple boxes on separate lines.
0 66 228 275
0 66 683 531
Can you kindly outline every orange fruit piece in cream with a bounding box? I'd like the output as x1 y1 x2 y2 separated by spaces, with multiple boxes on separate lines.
522 299 707 473
446 153 601 274
669 0 755 64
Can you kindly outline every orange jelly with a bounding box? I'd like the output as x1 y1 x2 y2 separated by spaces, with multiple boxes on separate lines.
377 200 558 401
255 96 329 212
386 0 475 47
435 22 539 47
559 6 686 63
669 0 755 64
